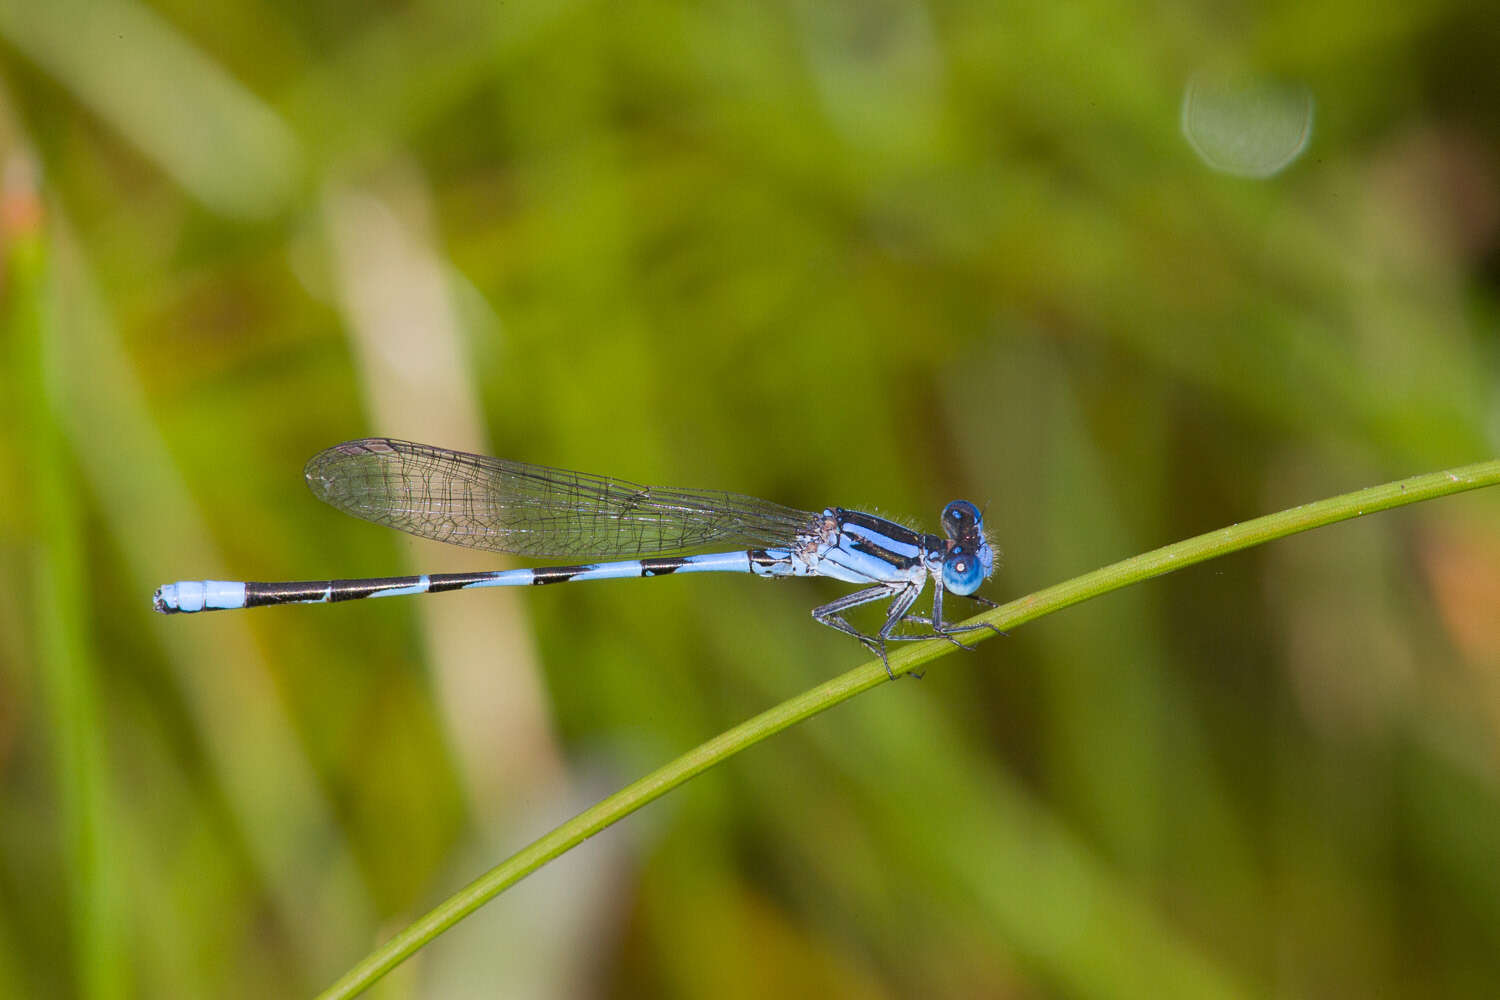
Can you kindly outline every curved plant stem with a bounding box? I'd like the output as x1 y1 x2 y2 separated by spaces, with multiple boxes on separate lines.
318 458 1500 999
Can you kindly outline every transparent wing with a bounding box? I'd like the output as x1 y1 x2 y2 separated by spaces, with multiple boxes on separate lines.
304 438 816 559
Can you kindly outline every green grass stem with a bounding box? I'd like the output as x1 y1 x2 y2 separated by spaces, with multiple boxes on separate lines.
319 458 1500 999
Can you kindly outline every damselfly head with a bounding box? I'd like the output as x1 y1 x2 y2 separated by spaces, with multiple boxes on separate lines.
939 500 994 596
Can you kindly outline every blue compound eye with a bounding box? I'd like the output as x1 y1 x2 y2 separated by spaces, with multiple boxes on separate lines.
943 545 985 595
942 500 981 539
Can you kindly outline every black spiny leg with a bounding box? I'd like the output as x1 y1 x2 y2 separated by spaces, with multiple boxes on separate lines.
909 586 1005 651
873 583 925 679
812 583 923 680
812 584 903 665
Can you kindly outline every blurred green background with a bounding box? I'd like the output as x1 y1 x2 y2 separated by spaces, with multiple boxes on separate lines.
3 0 1500 996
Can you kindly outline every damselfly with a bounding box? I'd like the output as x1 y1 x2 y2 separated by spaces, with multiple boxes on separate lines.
154 439 1000 676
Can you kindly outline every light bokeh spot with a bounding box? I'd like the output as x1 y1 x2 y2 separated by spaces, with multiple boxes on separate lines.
1181 73 1315 178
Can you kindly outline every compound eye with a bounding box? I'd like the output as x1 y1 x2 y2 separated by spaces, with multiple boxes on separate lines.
942 546 984 596
942 500 981 539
